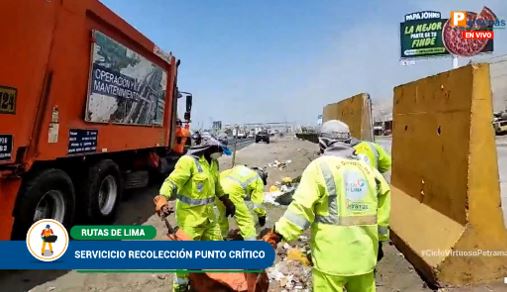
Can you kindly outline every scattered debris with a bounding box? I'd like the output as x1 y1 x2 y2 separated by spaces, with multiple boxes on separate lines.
47 287 56 292
156 274 167 280
264 191 282 206
287 248 311 266
267 237 312 291
298 235 308 241
281 177 293 185
275 187 296 205
269 185 280 192
279 185 292 192
267 160 292 170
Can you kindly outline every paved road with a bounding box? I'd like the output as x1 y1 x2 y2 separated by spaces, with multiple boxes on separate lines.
376 136 507 226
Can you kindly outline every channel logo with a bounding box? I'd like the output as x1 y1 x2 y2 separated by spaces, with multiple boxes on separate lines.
26 219 69 262
450 11 467 27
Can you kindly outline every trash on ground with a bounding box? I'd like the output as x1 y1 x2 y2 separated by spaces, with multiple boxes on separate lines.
287 248 311 266
264 191 282 206
269 185 280 192
267 238 312 291
275 186 296 205
267 160 292 170
282 177 293 185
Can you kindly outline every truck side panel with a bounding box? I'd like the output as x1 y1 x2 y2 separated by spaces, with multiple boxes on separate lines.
0 0 178 239
34 0 176 163
0 1 58 165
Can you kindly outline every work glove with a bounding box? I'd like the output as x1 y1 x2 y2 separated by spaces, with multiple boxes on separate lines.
258 216 266 227
153 195 174 217
377 242 384 262
261 227 283 249
219 195 236 217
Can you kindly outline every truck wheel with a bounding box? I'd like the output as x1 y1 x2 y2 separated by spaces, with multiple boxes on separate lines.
81 159 123 222
13 169 75 239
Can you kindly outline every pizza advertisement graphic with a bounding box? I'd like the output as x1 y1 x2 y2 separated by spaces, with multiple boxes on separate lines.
442 7 497 57
400 7 500 59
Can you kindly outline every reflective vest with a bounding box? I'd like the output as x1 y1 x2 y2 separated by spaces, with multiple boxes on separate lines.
220 165 266 216
275 155 391 276
159 155 224 227
353 141 391 173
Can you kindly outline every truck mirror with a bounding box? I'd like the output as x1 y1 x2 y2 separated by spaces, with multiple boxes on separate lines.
185 94 192 113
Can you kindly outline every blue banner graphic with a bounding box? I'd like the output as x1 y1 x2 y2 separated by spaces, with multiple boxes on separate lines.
0 241 275 270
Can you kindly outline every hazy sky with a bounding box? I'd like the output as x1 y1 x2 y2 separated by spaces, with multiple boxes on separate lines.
101 0 507 128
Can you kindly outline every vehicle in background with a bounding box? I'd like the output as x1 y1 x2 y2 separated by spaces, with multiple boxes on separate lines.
218 133 229 146
494 120 507 135
0 0 190 240
373 125 384 136
237 131 247 139
256 131 270 143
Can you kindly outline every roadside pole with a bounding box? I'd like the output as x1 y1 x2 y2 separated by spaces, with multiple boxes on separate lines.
231 126 239 167
452 55 459 69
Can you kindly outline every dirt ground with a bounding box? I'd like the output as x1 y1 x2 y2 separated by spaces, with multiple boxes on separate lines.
0 136 505 291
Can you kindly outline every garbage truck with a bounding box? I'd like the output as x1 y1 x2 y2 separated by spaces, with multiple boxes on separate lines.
0 0 191 239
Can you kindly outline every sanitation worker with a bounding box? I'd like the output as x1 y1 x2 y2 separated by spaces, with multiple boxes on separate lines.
172 119 191 154
351 137 391 174
263 120 391 292
216 165 268 240
349 122 391 262
154 137 236 292
40 224 54 256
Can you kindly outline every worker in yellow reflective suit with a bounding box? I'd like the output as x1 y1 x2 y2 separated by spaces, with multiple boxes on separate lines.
350 136 390 263
154 137 236 292
41 224 54 256
216 165 268 240
263 120 391 292
351 138 391 174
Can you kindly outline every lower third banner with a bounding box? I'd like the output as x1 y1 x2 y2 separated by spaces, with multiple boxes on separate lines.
0 240 275 270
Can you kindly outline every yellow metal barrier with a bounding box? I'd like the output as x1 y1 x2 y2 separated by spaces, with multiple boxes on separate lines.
322 93 373 141
390 64 507 286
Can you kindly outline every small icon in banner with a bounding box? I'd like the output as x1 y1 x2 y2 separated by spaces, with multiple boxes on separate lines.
26 219 69 262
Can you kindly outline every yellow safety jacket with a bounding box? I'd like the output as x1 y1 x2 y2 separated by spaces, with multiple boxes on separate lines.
220 165 266 217
159 155 225 228
353 141 391 173
275 155 391 276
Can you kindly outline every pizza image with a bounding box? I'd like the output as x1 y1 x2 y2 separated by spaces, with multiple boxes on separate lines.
442 6 497 56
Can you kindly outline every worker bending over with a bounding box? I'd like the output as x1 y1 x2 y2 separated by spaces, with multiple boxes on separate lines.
154 137 236 292
217 165 268 240
263 120 391 292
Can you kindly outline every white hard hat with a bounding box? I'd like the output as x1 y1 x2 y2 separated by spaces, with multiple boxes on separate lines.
319 120 351 151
